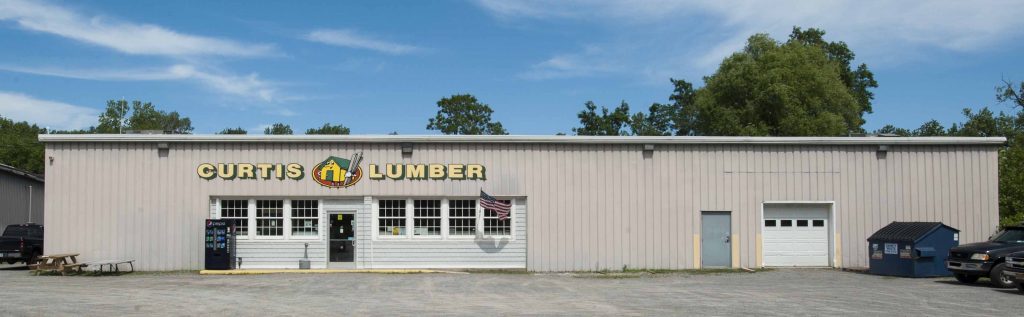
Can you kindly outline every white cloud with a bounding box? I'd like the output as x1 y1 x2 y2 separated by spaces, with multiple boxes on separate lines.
0 91 97 130
520 46 621 79
0 64 277 102
0 0 276 57
477 0 1024 77
304 29 421 55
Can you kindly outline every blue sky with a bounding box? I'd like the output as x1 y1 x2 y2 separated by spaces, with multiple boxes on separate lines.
1 0 1022 134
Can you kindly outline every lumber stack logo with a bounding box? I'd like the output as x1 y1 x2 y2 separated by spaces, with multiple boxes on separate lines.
311 152 363 188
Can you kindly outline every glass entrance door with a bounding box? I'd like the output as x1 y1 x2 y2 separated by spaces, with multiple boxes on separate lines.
329 213 355 262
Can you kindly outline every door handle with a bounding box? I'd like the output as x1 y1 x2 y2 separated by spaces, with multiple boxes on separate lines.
724 236 730 243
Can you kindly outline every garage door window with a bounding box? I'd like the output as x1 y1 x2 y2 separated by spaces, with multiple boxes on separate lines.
813 220 825 227
765 220 777 227
780 220 793 227
797 220 808 227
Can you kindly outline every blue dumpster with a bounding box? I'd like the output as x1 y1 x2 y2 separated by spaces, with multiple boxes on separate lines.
867 222 959 277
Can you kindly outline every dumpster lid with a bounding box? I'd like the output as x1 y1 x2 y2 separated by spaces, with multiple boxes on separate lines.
867 222 958 243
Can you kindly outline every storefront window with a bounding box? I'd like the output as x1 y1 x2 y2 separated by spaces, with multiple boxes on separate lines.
448 200 476 236
291 200 318 236
378 200 406 236
483 199 512 236
256 200 284 237
413 200 442 236
220 199 248 236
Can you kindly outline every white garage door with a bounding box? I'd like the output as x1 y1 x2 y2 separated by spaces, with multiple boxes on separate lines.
763 204 830 267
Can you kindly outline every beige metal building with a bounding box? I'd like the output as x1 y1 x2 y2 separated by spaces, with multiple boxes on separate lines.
39 134 1004 271
0 163 44 230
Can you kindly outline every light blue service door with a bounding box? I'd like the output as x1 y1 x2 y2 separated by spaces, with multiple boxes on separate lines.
701 211 732 267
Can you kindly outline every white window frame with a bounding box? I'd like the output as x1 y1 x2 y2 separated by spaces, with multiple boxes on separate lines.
480 198 514 238
218 199 251 239
214 197 331 241
446 199 478 239
289 199 321 240
371 197 517 241
254 198 287 240
375 198 409 240
412 199 443 239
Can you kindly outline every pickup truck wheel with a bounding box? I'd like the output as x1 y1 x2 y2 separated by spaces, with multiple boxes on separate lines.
954 273 979 283
5 260 15 265
27 253 39 265
1017 282 1024 292
990 263 1015 288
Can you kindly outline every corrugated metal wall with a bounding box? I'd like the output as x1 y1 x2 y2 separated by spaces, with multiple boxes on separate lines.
0 172 44 229
43 142 999 271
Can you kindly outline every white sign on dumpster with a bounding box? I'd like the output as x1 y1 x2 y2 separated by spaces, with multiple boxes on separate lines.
884 243 898 255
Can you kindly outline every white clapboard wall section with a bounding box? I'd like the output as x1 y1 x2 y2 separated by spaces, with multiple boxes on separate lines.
357 197 527 269
208 199 328 269
360 197 528 267
218 197 527 269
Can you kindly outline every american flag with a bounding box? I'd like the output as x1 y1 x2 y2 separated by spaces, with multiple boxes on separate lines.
480 190 511 220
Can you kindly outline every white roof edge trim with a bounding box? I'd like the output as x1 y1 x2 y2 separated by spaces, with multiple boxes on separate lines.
37 134 1008 145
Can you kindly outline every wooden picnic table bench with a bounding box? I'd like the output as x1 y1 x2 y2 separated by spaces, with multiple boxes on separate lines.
85 259 135 273
31 253 84 275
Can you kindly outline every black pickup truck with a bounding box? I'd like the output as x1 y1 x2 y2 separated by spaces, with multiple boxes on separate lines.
946 224 1024 288
0 224 43 264
1004 252 1024 291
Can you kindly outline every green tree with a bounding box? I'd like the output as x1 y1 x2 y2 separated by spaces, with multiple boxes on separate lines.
96 99 130 133
426 94 508 135
676 29 870 136
306 123 351 135
96 99 193 134
0 116 46 174
264 123 293 135
789 27 878 117
997 79 1024 108
913 120 947 136
947 108 1017 137
573 101 631 136
629 103 674 136
667 78 697 136
874 124 911 136
217 127 248 135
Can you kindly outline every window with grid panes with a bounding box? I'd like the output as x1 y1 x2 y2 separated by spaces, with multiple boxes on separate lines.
256 200 284 236
482 199 512 236
448 199 476 236
291 200 318 236
378 200 406 236
413 200 441 236
220 199 248 236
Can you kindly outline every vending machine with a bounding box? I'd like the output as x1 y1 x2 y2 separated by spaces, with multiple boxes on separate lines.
204 219 236 270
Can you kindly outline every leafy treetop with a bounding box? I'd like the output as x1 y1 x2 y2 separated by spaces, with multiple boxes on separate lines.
427 94 508 135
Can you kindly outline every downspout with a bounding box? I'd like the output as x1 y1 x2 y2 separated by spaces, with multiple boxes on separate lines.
28 185 33 223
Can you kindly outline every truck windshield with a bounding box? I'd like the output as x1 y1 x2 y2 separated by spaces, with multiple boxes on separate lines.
2 226 29 237
991 228 1024 243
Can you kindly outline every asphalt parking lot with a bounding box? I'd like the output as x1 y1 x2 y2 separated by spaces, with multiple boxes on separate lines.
0 266 1022 316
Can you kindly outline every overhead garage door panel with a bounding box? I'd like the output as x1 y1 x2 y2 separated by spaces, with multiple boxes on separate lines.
763 205 830 267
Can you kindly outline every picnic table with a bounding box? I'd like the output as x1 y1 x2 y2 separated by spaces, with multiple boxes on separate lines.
30 253 84 275
86 259 135 273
